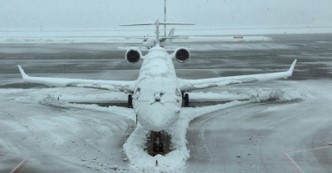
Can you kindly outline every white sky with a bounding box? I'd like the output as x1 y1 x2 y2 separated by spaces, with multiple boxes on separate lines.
1 0 332 29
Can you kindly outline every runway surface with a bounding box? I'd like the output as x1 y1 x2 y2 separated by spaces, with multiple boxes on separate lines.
1 34 332 172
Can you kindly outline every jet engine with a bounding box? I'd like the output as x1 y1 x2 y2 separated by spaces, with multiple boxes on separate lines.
173 48 190 63
125 48 142 63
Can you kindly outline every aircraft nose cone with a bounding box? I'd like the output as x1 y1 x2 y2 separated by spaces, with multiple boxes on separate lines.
137 103 179 132
150 116 166 131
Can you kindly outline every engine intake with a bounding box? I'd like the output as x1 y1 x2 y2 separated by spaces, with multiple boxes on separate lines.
125 48 142 63
173 48 190 63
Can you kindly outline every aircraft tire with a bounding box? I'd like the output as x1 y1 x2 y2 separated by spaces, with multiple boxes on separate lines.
183 93 189 107
128 94 133 108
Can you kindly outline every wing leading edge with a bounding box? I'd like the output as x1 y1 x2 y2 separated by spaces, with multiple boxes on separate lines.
179 59 297 91
18 65 136 92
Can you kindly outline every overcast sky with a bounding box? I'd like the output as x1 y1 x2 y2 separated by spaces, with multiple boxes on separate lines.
1 0 331 29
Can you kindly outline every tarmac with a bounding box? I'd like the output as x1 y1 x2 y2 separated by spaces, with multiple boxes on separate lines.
1 33 332 172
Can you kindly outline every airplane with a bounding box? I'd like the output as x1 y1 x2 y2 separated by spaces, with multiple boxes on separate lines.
18 19 297 132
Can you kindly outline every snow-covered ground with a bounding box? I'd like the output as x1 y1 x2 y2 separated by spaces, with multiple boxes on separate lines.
0 80 321 172
186 80 332 173
0 88 135 172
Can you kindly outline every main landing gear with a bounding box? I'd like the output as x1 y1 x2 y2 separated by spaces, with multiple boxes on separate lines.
182 92 189 107
128 94 133 108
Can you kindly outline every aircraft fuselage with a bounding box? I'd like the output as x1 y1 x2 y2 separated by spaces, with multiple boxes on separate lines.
132 46 182 131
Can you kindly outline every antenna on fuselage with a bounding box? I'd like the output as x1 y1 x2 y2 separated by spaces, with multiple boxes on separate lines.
164 0 167 37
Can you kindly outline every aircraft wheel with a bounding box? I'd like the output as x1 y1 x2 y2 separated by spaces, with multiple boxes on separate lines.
183 93 189 107
128 94 133 108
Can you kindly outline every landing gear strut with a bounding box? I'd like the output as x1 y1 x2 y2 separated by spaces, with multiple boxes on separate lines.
146 131 172 156
128 94 133 108
182 92 189 107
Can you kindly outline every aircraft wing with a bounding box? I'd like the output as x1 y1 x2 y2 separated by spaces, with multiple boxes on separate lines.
18 65 136 92
179 59 297 91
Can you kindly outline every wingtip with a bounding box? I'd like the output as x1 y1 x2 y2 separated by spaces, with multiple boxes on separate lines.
17 65 28 79
288 59 297 75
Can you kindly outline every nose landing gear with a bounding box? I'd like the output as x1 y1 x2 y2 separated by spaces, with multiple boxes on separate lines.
145 131 172 156
128 94 133 108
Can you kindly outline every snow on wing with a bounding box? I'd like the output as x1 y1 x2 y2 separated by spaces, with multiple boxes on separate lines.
18 65 136 92
178 59 297 91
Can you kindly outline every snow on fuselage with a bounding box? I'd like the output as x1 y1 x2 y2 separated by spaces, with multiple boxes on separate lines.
132 46 182 132
142 38 169 49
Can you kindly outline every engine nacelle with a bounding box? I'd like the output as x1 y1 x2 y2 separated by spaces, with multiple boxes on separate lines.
125 48 142 63
172 48 190 63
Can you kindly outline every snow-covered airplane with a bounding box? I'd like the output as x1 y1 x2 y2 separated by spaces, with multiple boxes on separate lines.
18 19 297 132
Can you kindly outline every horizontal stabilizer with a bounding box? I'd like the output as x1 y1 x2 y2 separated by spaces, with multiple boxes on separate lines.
159 22 194 26
120 22 194 26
